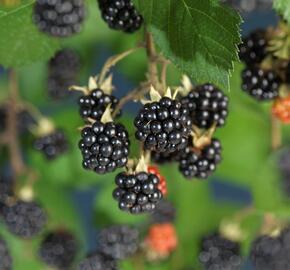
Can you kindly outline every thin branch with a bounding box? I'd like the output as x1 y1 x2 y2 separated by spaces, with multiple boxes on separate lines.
145 32 160 90
112 82 151 118
271 114 282 151
98 46 143 84
7 70 26 177
161 60 169 89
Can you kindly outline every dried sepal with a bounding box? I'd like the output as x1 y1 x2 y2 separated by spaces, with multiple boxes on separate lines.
191 124 216 149
31 117 55 137
100 105 114 124
18 186 35 202
219 219 245 242
135 155 148 173
180 75 194 96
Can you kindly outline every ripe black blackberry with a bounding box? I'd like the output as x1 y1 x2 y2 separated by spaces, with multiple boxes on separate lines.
241 67 280 101
33 0 86 38
181 84 229 129
0 237 12 270
39 231 78 269
47 49 81 99
150 200 176 224
78 89 119 121
250 233 289 270
239 30 268 66
113 171 163 214
34 129 69 160
79 121 129 174
98 225 139 260
78 253 118 270
135 97 192 153
97 0 143 33
199 233 242 270
1 200 47 238
179 138 222 179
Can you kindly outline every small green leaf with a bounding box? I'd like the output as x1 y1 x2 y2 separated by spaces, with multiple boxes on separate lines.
132 0 242 90
273 0 290 25
0 1 60 67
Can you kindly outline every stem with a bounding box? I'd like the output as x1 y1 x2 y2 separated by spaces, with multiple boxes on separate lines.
145 32 160 90
7 70 26 176
98 46 142 85
161 60 169 90
112 82 151 118
271 114 282 151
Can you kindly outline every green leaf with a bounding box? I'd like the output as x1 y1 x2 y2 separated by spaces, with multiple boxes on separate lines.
273 0 290 25
132 0 242 90
0 1 60 67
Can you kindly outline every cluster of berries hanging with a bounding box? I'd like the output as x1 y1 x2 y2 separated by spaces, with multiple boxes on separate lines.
71 36 229 214
32 0 143 38
239 22 290 124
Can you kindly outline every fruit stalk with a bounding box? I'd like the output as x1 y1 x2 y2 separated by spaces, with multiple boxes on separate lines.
271 113 282 150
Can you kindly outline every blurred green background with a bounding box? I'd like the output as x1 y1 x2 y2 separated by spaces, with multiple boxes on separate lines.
1 1 290 269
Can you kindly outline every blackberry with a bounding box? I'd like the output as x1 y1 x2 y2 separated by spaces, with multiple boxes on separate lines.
78 253 118 270
113 171 163 214
134 97 192 153
181 84 229 129
199 233 242 270
47 49 81 99
0 237 12 270
98 225 139 260
179 138 222 179
97 0 143 33
239 30 268 66
241 67 280 101
33 0 86 38
39 231 78 269
78 89 119 121
151 200 176 224
1 200 47 238
79 121 129 174
250 234 286 270
34 129 69 160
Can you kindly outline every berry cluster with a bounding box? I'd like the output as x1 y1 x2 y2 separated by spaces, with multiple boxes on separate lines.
239 29 282 102
39 231 78 269
78 89 119 121
1 201 47 238
181 84 229 129
34 129 69 160
144 223 178 259
47 49 81 99
179 138 222 179
0 237 12 270
134 97 192 153
79 121 129 174
113 171 163 214
98 225 139 260
33 0 86 37
199 233 242 270
250 229 290 270
148 166 167 196
78 253 118 270
241 67 280 101
239 30 268 66
97 0 143 33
